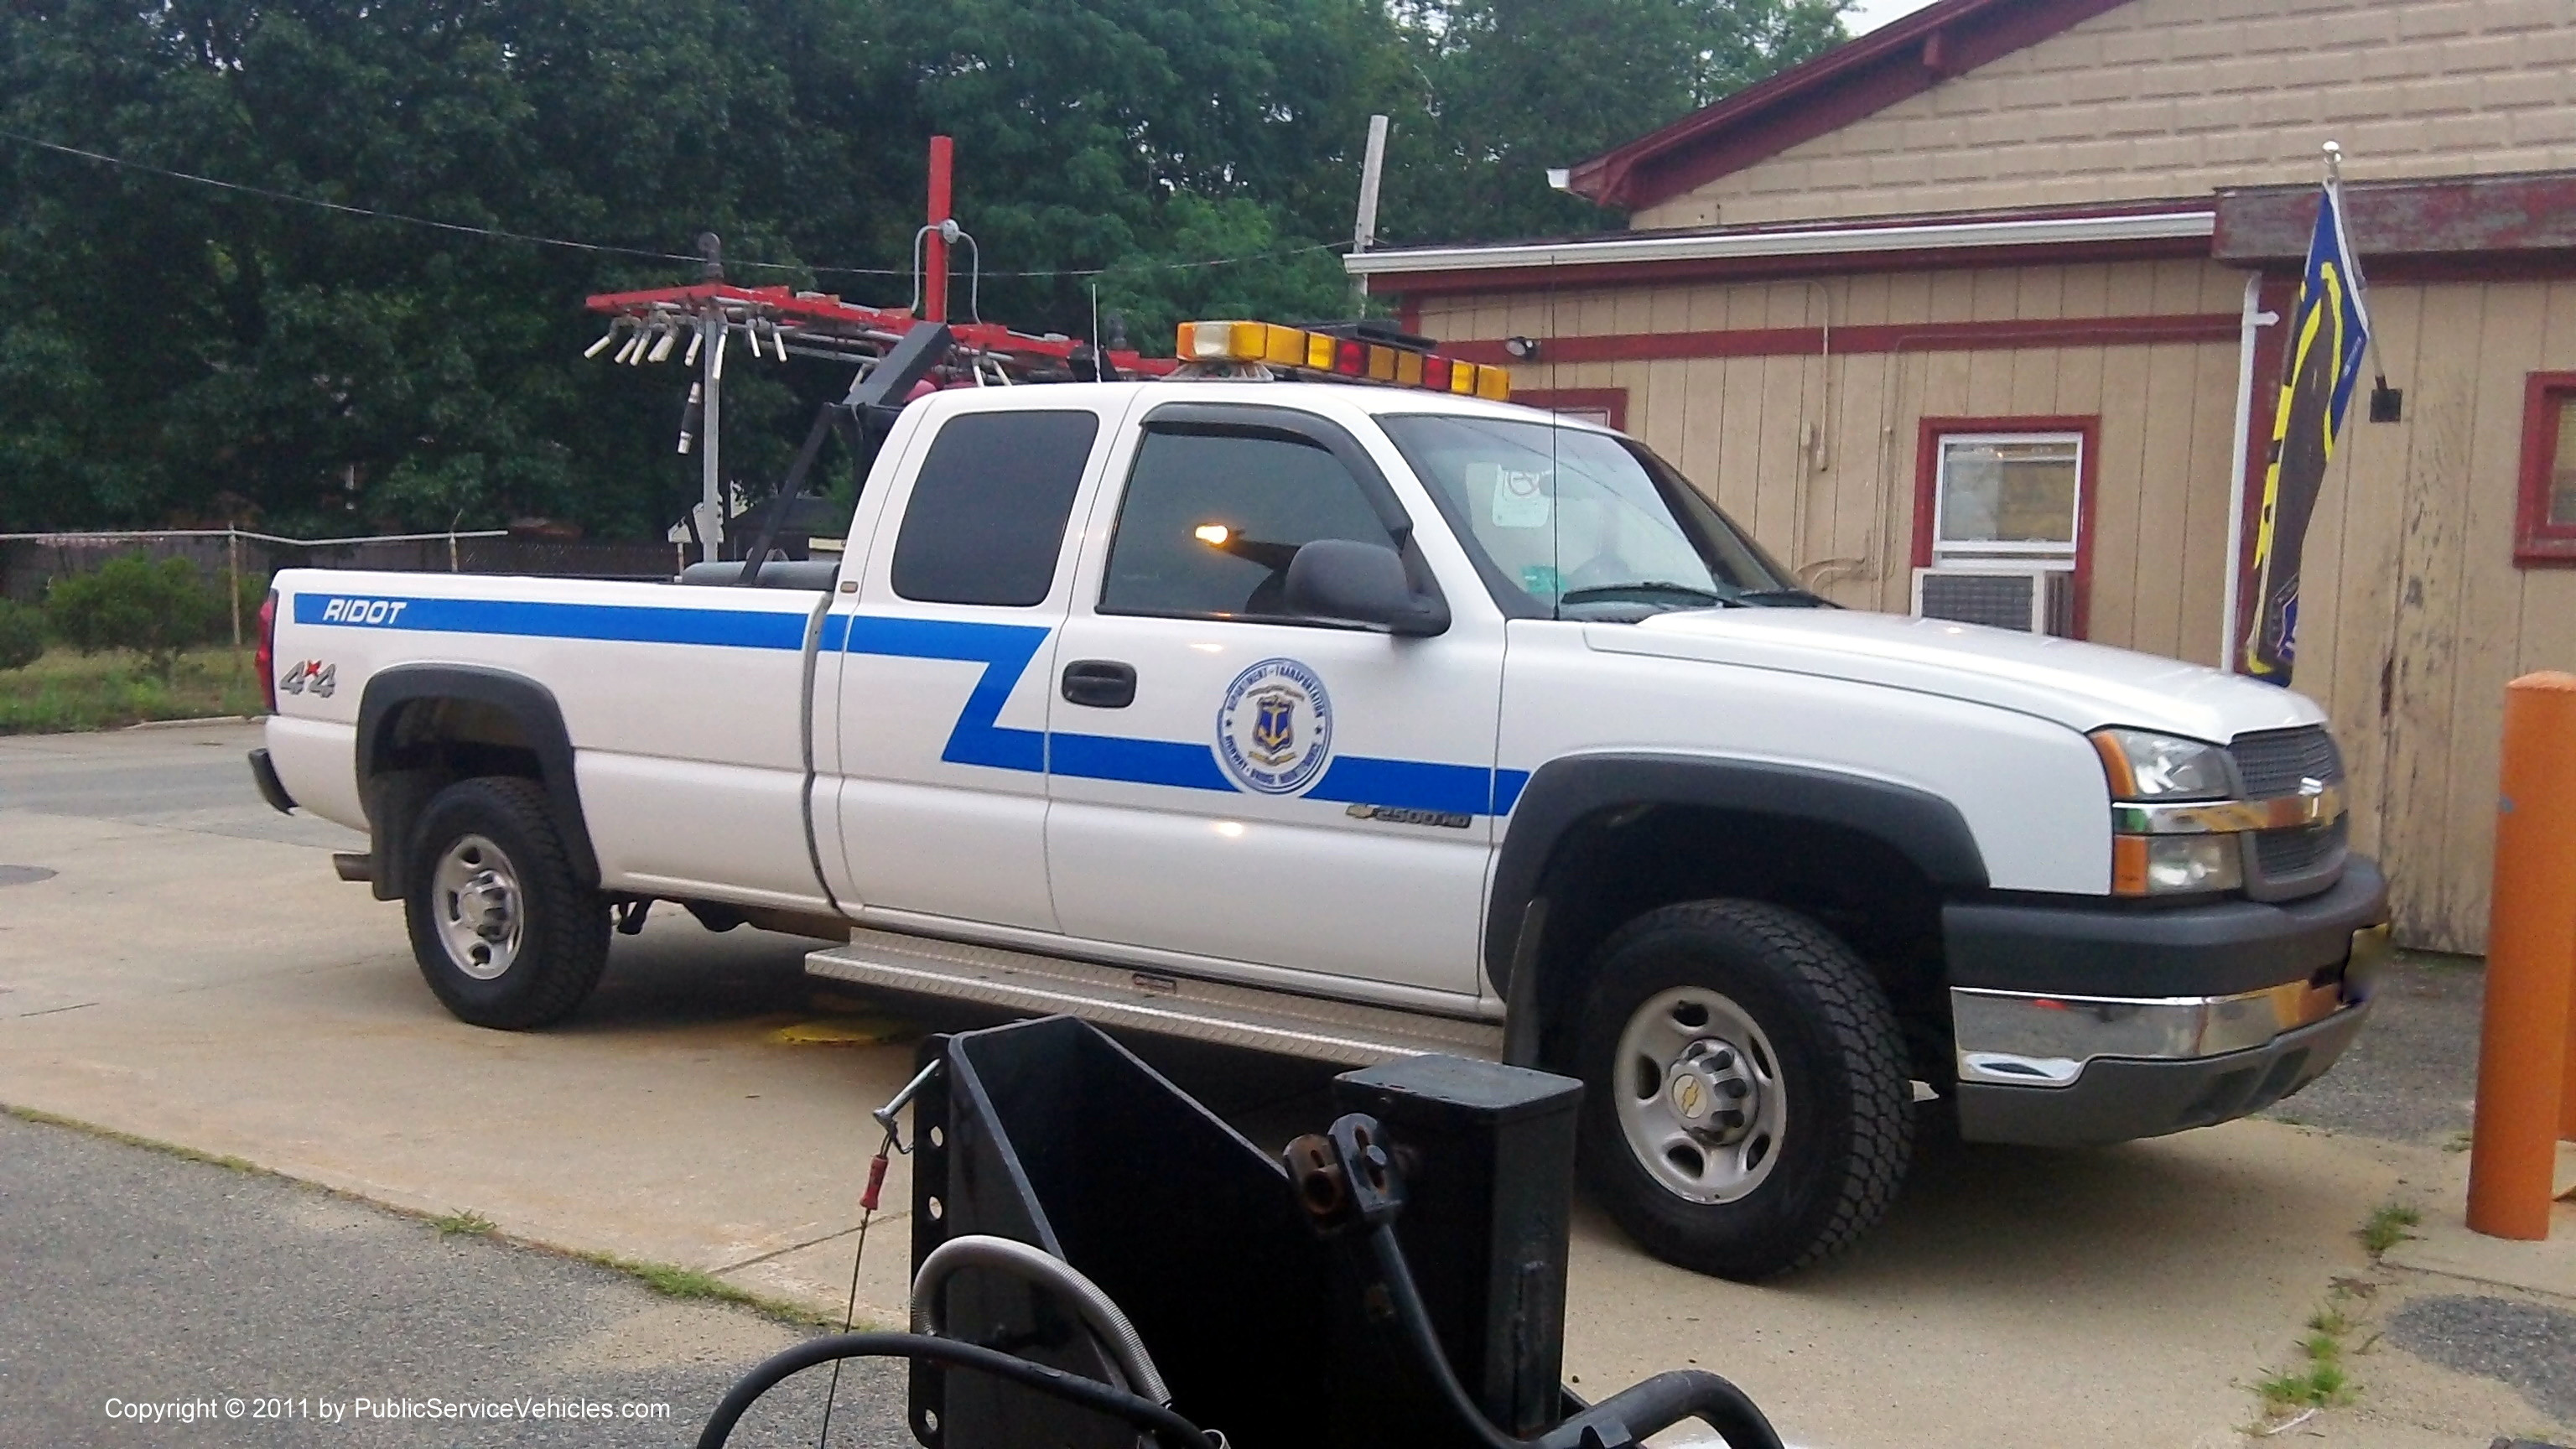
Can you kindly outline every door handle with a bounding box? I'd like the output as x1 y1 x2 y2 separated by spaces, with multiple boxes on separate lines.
1061 659 1137 709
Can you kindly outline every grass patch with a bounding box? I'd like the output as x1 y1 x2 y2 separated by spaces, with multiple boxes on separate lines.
2257 1360 2351 1410
0 645 262 735
575 1252 837 1329
3 1104 265 1174
2255 1284 2364 1421
2360 1202 2422 1256
431 1208 498 1239
2445 1129 2474 1154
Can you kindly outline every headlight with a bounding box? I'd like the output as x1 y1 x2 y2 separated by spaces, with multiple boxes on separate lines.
2113 834 2243 896
2090 728 2231 801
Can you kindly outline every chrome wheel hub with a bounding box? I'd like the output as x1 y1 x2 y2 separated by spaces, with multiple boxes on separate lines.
1614 987 1786 1203
433 834 523 981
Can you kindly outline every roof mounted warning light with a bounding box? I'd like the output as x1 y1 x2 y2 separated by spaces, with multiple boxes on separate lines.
1174 319 1511 402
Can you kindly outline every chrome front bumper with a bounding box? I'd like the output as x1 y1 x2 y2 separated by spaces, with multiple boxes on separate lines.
1945 922 2391 1147
1953 920 2387 1088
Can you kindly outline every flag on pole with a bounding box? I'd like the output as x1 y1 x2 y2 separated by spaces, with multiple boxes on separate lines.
2242 166 2373 683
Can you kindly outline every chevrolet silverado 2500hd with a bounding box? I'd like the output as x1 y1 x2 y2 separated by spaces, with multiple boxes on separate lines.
251 338 2389 1280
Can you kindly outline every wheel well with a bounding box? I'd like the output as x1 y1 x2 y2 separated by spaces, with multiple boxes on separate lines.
359 692 593 901
1527 804 1950 1083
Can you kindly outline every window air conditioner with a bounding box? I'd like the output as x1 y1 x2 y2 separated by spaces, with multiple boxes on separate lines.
1911 565 2075 636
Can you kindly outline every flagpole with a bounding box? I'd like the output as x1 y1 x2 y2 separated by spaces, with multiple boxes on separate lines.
2324 141 2392 400
2241 140 2376 683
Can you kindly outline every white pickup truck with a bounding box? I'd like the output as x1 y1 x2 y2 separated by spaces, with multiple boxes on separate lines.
251 325 2389 1279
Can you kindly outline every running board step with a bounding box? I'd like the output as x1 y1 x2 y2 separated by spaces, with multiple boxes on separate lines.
805 929 1501 1067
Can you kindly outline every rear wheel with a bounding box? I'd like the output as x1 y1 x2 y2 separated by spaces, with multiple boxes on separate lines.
404 776 608 1030
1573 899 1912 1280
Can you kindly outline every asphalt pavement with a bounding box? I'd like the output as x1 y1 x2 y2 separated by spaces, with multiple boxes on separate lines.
0 1110 905 1448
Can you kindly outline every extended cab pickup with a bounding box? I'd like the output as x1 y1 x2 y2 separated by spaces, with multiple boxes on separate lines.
252 371 2391 1279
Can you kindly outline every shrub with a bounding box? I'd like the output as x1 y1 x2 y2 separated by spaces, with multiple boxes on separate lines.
0 598 43 672
45 554 225 678
233 566 272 636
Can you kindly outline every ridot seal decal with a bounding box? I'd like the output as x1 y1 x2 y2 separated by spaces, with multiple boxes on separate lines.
1215 657 1332 796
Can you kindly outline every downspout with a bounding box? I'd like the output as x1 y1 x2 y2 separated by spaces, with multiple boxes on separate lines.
2220 273 2279 672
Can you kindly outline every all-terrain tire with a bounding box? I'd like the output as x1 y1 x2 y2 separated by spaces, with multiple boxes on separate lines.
1572 899 1912 1280
403 776 609 1030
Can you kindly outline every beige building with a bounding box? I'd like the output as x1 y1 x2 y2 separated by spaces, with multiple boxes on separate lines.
1348 0 2576 953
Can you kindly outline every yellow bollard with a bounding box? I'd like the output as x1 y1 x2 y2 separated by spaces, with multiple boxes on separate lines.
2467 672 2576 1240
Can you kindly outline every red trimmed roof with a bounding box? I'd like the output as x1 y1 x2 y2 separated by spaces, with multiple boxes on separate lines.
1566 0 2138 212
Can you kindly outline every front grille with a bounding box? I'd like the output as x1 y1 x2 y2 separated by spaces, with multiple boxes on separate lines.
2231 726 2349 899
2227 726 2344 799
2254 815 2349 879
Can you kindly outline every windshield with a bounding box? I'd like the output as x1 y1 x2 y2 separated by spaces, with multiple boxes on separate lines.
1378 414 1815 620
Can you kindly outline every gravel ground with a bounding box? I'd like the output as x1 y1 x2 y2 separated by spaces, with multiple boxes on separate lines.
2262 951 2484 1146
2385 1294 2576 1424
0 1113 906 1448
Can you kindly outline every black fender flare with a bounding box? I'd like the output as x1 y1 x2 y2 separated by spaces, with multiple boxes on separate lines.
354 664 600 888
1485 753 1990 998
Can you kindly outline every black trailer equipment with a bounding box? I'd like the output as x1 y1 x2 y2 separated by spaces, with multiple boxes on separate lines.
696 1016 1784 1449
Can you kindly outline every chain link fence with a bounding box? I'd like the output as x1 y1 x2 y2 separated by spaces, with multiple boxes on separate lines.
0 528 694 608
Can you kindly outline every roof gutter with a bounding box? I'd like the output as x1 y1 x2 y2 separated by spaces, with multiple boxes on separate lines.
1344 210 2216 278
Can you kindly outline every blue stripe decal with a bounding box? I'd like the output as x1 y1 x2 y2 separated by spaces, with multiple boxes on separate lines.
295 592 811 650
841 615 1051 774
1308 756 1496 817
1052 733 1233 792
297 592 1530 816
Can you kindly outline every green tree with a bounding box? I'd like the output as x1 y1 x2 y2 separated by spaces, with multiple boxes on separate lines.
0 0 1846 538
1377 0 1849 246
0 0 852 536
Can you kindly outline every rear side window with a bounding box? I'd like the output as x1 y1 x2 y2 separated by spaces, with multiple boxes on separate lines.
891 410 1100 606
1100 428 1400 619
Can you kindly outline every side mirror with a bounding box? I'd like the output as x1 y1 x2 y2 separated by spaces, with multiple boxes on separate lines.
1281 539 1449 637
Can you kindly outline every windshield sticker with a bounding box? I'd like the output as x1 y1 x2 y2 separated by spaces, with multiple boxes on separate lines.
1475 460 1554 528
1519 564 1562 597
1215 657 1332 796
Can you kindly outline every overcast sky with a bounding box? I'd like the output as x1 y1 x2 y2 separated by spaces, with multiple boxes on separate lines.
1846 0 1944 32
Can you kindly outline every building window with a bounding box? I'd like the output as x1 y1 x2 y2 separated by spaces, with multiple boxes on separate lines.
2517 373 2576 566
1931 432 2084 563
1911 417 2099 637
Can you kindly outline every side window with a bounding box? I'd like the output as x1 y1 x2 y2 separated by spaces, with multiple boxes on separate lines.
891 410 1101 606
1100 428 1401 620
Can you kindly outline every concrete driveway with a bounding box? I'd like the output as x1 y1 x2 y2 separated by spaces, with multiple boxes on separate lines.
2 721 2567 1449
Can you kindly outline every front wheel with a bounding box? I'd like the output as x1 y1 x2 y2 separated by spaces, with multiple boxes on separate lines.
403 776 609 1030
1573 899 1912 1280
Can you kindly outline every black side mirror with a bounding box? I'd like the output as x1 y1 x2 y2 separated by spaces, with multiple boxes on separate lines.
1282 539 1449 636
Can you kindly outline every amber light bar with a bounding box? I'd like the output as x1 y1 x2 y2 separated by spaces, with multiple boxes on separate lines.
1176 319 1510 402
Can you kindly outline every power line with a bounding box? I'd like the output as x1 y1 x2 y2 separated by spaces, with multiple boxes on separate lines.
0 128 1348 282
0 128 801 270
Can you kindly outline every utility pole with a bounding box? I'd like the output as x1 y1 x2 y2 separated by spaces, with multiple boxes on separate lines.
1351 114 1389 308
925 136 953 323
